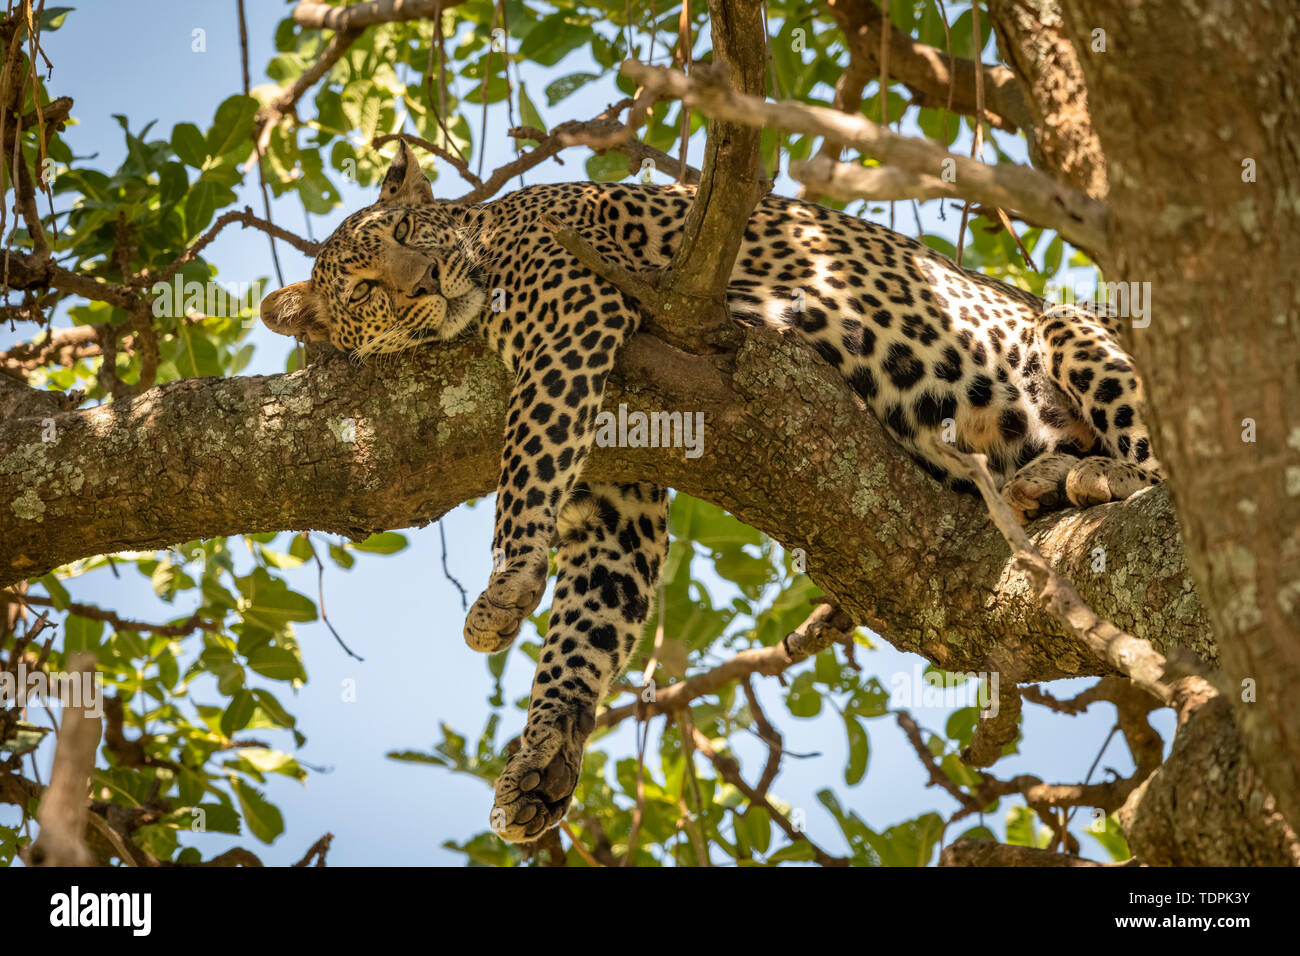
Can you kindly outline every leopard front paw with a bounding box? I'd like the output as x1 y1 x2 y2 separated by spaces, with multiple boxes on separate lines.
999 453 1082 524
489 709 594 843
1064 458 1157 510
464 559 547 653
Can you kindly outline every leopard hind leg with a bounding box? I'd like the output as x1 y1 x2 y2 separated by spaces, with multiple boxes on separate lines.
490 481 669 842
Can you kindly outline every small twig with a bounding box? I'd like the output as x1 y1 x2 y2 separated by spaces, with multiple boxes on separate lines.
931 439 1173 705
560 820 602 867
690 726 848 866
437 520 468 610
291 832 334 866
149 207 319 287
303 534 364 661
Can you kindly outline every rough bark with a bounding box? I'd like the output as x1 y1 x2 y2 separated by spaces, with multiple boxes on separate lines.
1119 681 1300 866
1057 0 1300 835
987 0 1107 197
0 326 1213 682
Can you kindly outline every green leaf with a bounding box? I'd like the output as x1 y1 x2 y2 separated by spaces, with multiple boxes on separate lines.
252 689 297 730
37 573 70 610
544 71 599 106
843 713 869 785
350 531 408 554
1005 804 1049 848
165 803 241 835
158 161 189 207
64 615 105 656
171 122 208 168
221 689 256 737
183 179 217 240
784 671 822 718
39 6 74 30
206 95 259 160
233 779 284 843
247 645 306 683
864 812 945 867
766 839 817 863
517 84 546 146
235 567 317 630
1086 812 1132 862
585 151 628 183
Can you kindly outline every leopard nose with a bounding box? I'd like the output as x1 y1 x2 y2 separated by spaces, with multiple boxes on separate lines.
411 262 440 298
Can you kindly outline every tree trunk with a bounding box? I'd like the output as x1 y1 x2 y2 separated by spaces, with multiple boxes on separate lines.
1058 0 1300 834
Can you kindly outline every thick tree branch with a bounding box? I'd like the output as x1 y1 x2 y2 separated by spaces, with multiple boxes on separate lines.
1119 681 1300 866
0 327 1215 685
650 0 768 350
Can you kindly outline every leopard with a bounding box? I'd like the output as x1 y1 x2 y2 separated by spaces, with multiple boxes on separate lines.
260 141 1162 843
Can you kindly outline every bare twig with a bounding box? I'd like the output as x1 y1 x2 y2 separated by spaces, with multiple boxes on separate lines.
292 832 334 866
931 441 1172 705
598 603 855 729
690 726 847 866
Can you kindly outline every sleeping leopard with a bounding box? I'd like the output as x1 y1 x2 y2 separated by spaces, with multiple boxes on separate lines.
260 141 1161 843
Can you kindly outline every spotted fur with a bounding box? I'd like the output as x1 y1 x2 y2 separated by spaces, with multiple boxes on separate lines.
262 143 1162 842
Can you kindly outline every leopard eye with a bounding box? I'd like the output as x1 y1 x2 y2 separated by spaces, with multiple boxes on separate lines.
393 216 410 243
348 280 375 303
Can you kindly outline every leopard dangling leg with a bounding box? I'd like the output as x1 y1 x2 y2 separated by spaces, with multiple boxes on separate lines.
490 481 669 843
462 345 625 653
462 223 642 654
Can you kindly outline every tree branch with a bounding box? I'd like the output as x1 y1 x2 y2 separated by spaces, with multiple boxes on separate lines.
622 59 1108 257
933 441 1172 705
27 652 99 866
292 0 453 31
0 328 1215 684
689 726 848 866
824 0 1033 132
598 603 855 729
648 0 768 350
940 839 1137 866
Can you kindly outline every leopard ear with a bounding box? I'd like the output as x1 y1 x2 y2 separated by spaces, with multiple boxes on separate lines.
261 281 329 341
378 139 434 206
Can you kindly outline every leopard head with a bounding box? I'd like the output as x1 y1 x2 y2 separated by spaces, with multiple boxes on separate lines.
260 140 487 356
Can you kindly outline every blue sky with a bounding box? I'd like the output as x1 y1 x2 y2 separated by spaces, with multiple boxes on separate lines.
2 1 1172 865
